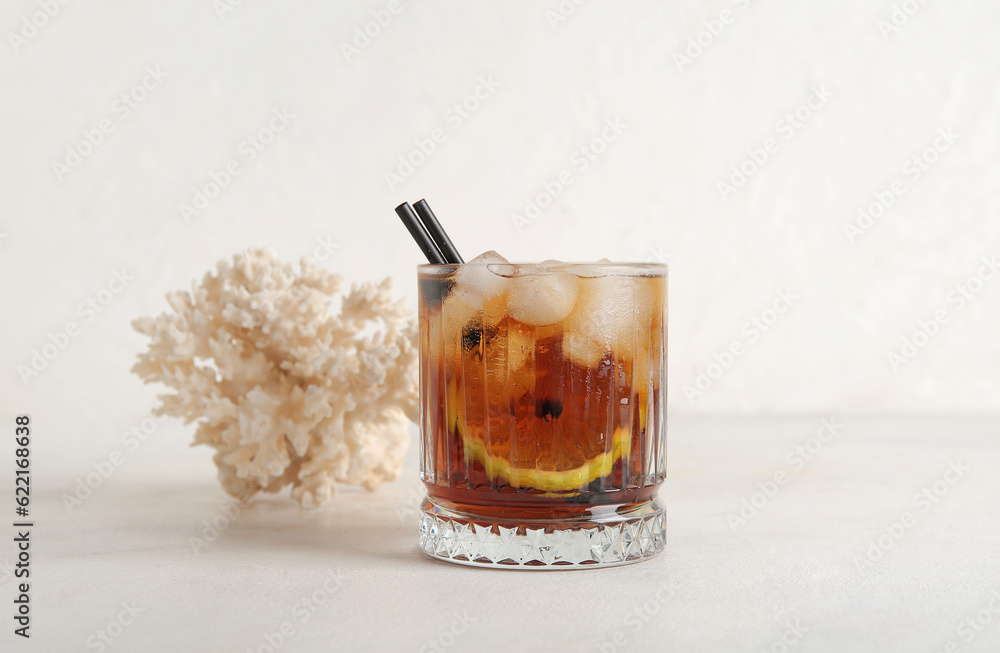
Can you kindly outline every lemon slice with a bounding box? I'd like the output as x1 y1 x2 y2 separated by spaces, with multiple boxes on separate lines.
447 381 631 492
459 426 630 491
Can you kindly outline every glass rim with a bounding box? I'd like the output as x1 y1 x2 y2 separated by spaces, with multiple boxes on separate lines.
418 261 668 275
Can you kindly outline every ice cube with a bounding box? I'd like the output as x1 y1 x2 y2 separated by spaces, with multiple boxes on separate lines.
441 290 481 348
486 262 520 278
442 252 512 348
507 319 535 371
505 320 538 395
564 258 614 278
564 275 655 359
507 270 580 327
452 250 511 303
562 332 605 368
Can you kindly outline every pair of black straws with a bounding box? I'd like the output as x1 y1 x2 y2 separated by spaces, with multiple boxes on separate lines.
394 200 464 265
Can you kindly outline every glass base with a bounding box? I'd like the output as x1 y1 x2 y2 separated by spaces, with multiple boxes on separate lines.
418 495 666 569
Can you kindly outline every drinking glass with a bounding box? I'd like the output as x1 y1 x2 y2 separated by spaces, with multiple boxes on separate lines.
417 261 667 568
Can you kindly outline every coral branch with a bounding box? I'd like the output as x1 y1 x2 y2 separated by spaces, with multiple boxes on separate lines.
132 248 418 506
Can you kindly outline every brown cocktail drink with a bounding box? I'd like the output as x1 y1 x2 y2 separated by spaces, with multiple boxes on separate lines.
418 257 667 568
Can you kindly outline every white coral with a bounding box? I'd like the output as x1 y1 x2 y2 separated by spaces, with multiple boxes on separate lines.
132 248 418 507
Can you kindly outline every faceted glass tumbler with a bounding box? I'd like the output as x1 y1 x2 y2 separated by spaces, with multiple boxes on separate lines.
416 262 667 569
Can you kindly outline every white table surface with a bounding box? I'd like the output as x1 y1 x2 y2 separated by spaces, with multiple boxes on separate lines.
15 415 1000 652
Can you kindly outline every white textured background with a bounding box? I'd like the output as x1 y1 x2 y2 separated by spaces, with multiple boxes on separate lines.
2 3 1000 652
1 3 998 455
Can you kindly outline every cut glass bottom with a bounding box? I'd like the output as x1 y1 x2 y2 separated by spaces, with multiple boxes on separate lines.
418 496 666 569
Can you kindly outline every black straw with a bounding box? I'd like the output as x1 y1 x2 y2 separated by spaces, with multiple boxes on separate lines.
414 199 464 264
395 202 446 264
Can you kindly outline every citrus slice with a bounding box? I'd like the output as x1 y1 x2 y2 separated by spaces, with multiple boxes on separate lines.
459 425 630 492
447 380 631 492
